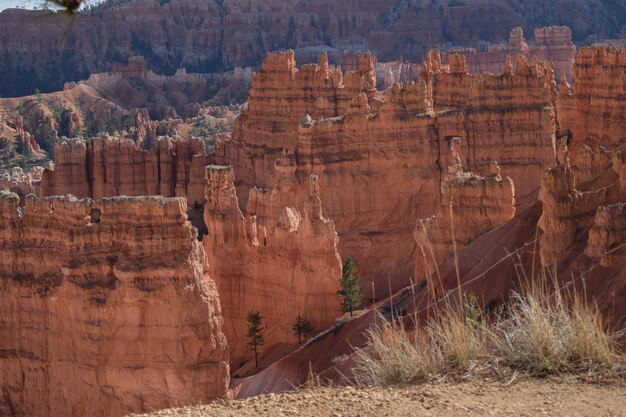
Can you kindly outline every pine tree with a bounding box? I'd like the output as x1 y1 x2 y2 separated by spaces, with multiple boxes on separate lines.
246 310 264 368
292 314 313 345
337 257 362 317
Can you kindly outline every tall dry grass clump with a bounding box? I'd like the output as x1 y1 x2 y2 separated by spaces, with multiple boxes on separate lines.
353 282 623 386
495 283 619 373
353 296 489 385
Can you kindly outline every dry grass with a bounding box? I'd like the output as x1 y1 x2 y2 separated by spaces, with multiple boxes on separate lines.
496 284 619 374
353 283 624 386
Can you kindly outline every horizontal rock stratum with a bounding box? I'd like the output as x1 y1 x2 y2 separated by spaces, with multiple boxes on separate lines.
215 49 556 299
0 193 229 417
1 43 625 417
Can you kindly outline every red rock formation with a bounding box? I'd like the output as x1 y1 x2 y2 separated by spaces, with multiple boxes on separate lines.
58 109 81 138
539 144 626 267
12 114 40 153
0 192 229 417
443 27 576 82
557 46 626 155
0 166 44 198
111 56 149 79
203 164 341 366
415 142 516 298
216 50 556 299
129 108 158 146
586 203 626 267
539 46 626 267
422 51 557 200
40 136 210 205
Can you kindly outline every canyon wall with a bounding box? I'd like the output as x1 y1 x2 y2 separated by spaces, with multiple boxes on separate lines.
557 46 626 155
446 26 576 82
415 143 516 298
40 137 211 205
374 26 576 90
538 46 626 314
540 45 626 267
203 164 341 366
422 50 557 200
0 193 229 417
1 0 623 97
39 128 344 370
216 50 556 299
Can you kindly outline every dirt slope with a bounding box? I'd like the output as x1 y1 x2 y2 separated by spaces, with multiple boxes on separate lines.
130 379 625 417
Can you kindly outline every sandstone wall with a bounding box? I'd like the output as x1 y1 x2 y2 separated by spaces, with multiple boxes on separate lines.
444 26 576 82
203 165 341 366
217 51 556 298
557 46 626 155
0 193 229 417
422 51 557 200
539 143 626 266
415 154 516 297
540 46 626 267
586 203 626 267
40 137 211 205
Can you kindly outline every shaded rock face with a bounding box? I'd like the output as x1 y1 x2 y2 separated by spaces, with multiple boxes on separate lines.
0 193 229 417
538 145 626 319
216 50 556 299
536 47 626 318
557 46 626 156
1 0 623 97
540 145 626 266
540 46 626 268
415 145 516 299
40 136 211 205
444 26 576 82
203 165 341 366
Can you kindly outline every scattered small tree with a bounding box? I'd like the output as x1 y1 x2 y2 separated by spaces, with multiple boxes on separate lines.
292 314 313 345
338 257 362 317
246 310 264 369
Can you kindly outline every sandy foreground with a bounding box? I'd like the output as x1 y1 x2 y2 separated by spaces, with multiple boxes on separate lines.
131 378 625 417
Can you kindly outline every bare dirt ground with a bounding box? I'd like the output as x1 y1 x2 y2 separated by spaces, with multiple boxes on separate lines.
132 378 626 417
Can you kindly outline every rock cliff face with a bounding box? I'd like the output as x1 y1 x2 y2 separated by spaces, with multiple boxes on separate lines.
539 145 626 267
375 26 575 90
422 50 557 200
40 137 211 205
445 26 576 82
203 165 341 366
0 193 229 417
0 0 623 97
538 144 626 319
540 45 626 267
557 46 626 155
415 143 516 297
217 50 555 298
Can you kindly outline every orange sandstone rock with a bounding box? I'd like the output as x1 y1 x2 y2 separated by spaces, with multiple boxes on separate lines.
415 141 516 297
203 165 341 366
40 136 210 205
217 51 555 297
0 193 229 417
444 26 576 82
557 46 626 155
540 46 626 267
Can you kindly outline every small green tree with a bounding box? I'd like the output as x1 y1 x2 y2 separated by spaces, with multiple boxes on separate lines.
38 123 57 160
246 311 264 369
292 314 313 345
338 257 362 317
